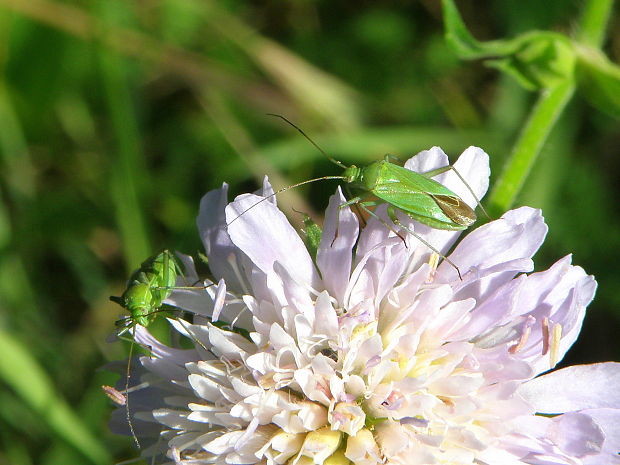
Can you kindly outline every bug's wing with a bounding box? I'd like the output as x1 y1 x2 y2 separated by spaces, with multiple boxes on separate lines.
372 163 475 229
431 194 476 227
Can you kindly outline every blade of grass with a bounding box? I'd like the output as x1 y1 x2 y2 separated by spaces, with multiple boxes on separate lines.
196 0 363 131
0 81 35 199
0 329 111 465
260 125 502 170
0 0 294 116
201 91 317 227
97 1 151 269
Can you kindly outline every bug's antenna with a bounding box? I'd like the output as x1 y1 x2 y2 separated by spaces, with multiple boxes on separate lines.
227 175 345 227
125 333 141 449
267 114 347 169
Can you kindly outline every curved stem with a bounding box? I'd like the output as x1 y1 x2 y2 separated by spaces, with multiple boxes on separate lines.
487 82 575 217
577 0 615 48
486 0 614 217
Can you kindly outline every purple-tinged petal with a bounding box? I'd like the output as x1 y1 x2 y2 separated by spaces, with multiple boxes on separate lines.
226 193 320 290
580 408 620 463
197 184 245 292
345 237 403 311
316 187 358 305
518 363 620 412
447 146 490 209
549 412 604 457
313 291 339 340
438 206 547 283
272 261 315 315
457 274 527 342
399 146 490 270
355 205 392 261
133 326 198 365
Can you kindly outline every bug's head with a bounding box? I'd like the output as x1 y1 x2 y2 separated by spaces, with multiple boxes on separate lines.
342 165 361 183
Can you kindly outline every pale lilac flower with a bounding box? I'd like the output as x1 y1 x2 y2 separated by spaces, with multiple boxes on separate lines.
111 147 620 465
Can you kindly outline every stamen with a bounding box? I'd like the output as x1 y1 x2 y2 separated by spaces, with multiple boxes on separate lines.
509 318 534 354
550 323 562 368
102 385 126 405
426 252 440 282
541 317 550 356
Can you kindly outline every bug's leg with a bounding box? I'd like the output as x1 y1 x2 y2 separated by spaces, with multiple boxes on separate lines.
386 206 463 280
383 153 402 164
343 186 367 228
334 193 365 247
354 202 407 242
420 165 490 220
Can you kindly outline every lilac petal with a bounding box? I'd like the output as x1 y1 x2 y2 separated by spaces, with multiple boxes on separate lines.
447 146 490 209
316 187 359 305
141 356 190 382
518 363 620 413
439 206 547 282
521 262 596 374
346 237 403 310
580 408 620 463
165 254 215 315
196 184 245 292
549 412 604 457
134 326 198 365
211 279 227 322
404 146 450 177
226 193 320 290
456 275 527 341
389 147 489 273
272 262 314 316
257 176 276 203
313 291 339 339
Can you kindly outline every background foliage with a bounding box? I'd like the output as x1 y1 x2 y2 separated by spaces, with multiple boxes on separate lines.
0 1 618 463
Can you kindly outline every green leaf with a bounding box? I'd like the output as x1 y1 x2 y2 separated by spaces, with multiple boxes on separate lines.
575 45 620 118
487 35 576 90
0 329 111 465
441 0 576 90
441 0 517 58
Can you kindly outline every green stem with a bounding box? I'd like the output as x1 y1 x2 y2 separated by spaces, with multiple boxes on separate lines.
577 0 614 48
487 82 575 217
486 0 615 217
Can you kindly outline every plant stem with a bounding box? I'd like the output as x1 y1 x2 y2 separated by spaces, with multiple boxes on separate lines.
486 0 615 217
486 82 575 217
577 0 615 48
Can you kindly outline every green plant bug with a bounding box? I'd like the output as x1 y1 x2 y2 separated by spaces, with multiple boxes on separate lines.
231 115 488 279
110 249 179 333
293 208 323 260
109 249 218 448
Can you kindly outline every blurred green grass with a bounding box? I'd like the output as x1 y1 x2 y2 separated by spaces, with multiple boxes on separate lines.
0 0 618 463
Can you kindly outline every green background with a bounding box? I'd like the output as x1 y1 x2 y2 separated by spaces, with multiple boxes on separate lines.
0 1 618 463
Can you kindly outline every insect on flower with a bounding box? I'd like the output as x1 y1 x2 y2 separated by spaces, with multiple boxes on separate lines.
109 250 220 447
231 115 489 278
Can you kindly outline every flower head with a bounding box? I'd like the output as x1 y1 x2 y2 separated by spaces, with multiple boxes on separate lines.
110 147 620 465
